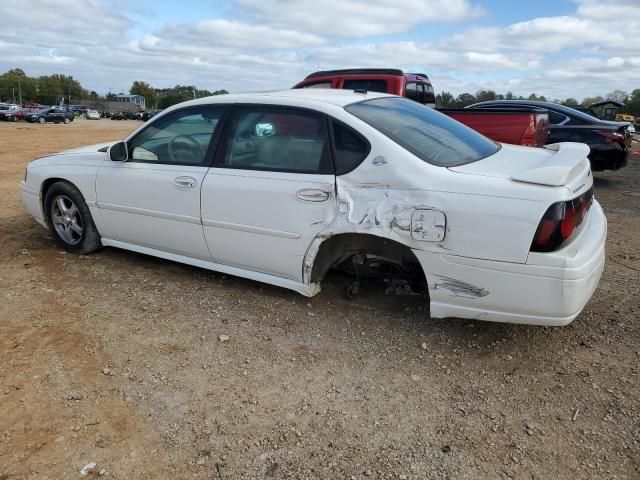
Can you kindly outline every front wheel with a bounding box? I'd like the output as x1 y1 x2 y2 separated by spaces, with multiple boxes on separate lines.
44 182 102 254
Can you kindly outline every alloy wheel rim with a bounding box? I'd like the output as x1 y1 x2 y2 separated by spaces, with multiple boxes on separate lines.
50 195 83 245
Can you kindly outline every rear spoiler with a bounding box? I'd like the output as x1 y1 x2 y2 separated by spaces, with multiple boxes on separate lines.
511 143 590 187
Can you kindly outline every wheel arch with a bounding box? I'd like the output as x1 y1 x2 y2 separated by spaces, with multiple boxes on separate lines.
40 178 86 225
305 232 428 292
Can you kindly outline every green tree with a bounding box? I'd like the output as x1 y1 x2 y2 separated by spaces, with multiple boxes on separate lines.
436 91 455 107
606 89 628 103
624 89 640 116
581 95 604 106
475 90 497 102
563 98 579 106
455 92 476 108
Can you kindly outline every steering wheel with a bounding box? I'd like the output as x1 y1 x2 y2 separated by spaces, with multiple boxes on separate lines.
168 134 202 163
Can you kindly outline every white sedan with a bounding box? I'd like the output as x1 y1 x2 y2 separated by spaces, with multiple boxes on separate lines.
86 109 101 120
20 90 606 326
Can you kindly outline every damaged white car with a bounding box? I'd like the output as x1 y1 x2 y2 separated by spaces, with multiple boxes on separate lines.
20 90 606 326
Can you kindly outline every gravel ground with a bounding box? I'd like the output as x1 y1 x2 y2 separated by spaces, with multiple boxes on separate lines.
0 119 638 479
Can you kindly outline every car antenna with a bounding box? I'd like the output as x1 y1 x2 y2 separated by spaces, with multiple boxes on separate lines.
353 89 367 95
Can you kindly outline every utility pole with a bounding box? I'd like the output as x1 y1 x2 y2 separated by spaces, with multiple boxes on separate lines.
12 87 15 104
18 77 22 106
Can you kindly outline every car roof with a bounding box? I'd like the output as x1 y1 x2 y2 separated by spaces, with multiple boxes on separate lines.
181 89 393 109
471 100 602 123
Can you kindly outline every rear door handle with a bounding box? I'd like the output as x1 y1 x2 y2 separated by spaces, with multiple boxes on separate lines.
296 188 330 202
174 176 197 189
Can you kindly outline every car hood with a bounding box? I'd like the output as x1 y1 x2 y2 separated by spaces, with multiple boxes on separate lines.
57 141 117 155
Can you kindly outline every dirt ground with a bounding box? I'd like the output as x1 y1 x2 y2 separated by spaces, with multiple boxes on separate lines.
0 119 638 480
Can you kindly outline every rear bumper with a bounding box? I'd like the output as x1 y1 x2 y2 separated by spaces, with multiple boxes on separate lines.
414 201 607 326
589 146 628 171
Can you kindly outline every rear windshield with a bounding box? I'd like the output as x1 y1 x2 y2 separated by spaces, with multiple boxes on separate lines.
343 79 388 93
346 97 499 167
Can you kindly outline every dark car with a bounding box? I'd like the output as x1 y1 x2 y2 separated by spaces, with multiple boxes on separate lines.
26 108 74 124
141 109 161 121
469 100 630 171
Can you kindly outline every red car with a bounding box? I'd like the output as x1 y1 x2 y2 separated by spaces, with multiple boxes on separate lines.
293 68 436 107
294 68 549 147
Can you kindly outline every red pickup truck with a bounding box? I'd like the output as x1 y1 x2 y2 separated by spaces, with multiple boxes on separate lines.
438 107 549 147
293 69 549 147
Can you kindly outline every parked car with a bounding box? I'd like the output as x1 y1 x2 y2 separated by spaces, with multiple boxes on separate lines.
86 109 100 120
20 90 606 326
438 107 550 147
25 108 74 124
110 112 124 120
141 110 161 121
469 100 630 171
293 68 436 107
0 107 23 121
0 104 20 121
293 69 550 147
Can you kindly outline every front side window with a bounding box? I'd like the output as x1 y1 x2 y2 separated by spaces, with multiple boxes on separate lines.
346 97 499 167
219 106 333 174
128 107 224 165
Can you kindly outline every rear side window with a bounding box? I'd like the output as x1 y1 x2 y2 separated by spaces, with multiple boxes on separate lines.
421 83 436 106
343 79 388 93
548 111 569 125
346 97 499 167
331 120 371 175
405 82 418 102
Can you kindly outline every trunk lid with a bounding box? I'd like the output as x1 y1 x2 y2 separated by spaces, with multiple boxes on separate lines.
449 142 592 192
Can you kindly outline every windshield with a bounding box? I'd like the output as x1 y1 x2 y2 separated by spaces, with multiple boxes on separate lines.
346 97 499 167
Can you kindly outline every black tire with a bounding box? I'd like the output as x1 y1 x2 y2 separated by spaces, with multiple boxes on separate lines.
44 181 102 254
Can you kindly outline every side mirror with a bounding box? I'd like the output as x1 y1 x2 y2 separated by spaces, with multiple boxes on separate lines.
108 141 128 162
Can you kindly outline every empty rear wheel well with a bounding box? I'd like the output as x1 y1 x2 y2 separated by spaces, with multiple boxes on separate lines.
310 233 426 289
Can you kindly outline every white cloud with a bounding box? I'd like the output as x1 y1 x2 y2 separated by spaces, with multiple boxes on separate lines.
238 0 484 37
0 0 639 102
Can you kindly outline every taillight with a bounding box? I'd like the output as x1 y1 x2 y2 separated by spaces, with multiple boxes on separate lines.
521 119 536 146
531 187 593 252
595 130 625 144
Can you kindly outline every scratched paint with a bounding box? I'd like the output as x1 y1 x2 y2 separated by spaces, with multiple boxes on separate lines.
432 275 489 299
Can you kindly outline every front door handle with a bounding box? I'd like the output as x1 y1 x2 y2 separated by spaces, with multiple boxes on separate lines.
296 188 330 202
174 176 197 189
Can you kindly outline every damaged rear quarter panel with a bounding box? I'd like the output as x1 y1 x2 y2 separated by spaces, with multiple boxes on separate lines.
302 108 560 292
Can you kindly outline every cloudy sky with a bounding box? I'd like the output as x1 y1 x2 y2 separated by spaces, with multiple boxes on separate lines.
1 0 639 99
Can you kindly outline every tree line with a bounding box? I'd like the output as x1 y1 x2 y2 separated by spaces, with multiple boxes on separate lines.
0 69 228 109
128 81 228 109
436 88 640 116
3 67 640 116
